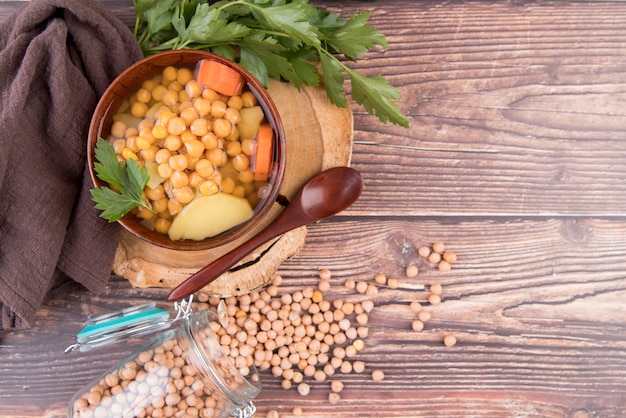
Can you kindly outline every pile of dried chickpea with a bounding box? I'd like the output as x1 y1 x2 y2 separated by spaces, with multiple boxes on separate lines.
194 242 457 416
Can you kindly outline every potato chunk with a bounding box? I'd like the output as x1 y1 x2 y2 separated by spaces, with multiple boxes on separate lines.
168 192 253 241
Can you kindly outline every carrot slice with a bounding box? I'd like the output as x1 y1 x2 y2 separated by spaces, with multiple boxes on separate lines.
196 59 244 97
253 124 274 181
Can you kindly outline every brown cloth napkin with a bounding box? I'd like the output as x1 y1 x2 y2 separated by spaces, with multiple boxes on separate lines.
0 0 144 333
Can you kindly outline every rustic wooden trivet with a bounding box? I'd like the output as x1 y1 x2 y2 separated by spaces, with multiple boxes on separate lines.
113 80 353 297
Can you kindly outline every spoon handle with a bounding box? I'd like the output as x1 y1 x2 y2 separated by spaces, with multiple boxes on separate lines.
166 210 302 302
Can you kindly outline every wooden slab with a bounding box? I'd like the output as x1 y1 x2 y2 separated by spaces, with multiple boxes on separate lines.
112 80 353 296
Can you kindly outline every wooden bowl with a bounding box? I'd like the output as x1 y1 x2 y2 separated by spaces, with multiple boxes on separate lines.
88 50 286 251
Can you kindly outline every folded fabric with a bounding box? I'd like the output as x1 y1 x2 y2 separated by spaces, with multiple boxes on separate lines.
0 0 144 333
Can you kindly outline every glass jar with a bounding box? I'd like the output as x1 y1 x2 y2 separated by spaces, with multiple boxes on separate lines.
68 309 261 418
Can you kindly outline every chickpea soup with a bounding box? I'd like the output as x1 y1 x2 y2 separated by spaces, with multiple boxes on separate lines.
102 60 279 242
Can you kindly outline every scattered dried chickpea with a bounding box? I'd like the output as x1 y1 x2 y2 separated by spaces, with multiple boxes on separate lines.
438 260 451 272
371 369 385 382
443 334 457 347
297 383 310 396
355 281 368 294
405 264 418 277
409 301 422 314
443 250 457 264
319 269 332 280
374 273 387 285
427 252 442 264
411 320 424 332
266 410 280 418
292 406 303 416
352 360 365 373
387 278 399 289
432 242 445 254
318 279 331 293
330 380 344 393
328 392 341 404
428 294 441 305
418 246 431 258
430 283 443 295
365 284 378 296
418 310 432 323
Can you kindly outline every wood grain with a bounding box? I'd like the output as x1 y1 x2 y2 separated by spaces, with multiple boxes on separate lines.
1 0 626 417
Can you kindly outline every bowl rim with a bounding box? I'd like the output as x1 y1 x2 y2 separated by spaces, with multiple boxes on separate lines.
88 50 286 251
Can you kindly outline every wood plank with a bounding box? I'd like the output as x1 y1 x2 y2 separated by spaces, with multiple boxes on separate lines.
1 218 624 416
339 1 626 216
1 1 626 417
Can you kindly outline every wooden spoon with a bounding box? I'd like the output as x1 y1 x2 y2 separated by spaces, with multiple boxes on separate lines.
167 167 364 302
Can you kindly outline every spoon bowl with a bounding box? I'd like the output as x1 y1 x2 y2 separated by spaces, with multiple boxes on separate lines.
167 167 363 302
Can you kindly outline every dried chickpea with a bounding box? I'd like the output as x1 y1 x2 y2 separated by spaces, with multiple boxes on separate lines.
405 264 418 277
443 251 457 264
328 392 341 405
318 279 331 293
297 383 310 396
428 294 441 305
438 260 452 272
430 283 443 295
432 242 445 254
365 284 378 296
418 245 431 258
374 273 387 285
355 281 368 294
418 310 432 323
411 320 424 332
319 268 332 280
352 360 365 374
371 369 385 382
409 301 422 314
443 334 457 347
427 252 441 264
387 278 399 289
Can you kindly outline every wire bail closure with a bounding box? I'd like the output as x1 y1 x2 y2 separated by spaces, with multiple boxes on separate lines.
173 295 194 320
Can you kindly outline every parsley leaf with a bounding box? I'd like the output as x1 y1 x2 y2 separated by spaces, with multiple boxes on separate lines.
90 138 154 222
320 52 347 109
184 4 251 47
347 68 408 127
133 0 409 127
325 12 388 60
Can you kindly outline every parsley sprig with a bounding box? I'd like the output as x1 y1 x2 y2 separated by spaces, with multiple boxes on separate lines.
133 0 409 127
90 138 155 222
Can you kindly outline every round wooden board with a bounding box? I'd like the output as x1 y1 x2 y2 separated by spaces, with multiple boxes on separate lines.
113 80 353 297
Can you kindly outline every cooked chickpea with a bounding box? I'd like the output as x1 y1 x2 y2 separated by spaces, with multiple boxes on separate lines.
232 154 250 171
212 118 232 138
241 91 257 107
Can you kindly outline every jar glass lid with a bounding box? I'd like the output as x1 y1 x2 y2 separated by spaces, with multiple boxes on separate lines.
65 297 193 353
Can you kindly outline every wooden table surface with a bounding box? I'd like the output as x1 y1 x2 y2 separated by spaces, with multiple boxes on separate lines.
1 1 626 417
